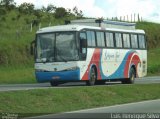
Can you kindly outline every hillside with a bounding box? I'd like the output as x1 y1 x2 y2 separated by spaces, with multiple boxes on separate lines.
1 12 160 67
0 1 160 67
0 2 83 67
0 1 160 84
136 22 160 49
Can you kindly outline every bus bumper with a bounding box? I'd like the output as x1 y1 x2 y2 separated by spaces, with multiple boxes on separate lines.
35 69 80 83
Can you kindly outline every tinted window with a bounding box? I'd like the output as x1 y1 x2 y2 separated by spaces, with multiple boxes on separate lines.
96 32 105 47
106 32 114 47
80 32 86 40
138 35 145 49
87 31 96 47
123 33 130 48
131 34 138 48
80 32 87 54
115 33 122 48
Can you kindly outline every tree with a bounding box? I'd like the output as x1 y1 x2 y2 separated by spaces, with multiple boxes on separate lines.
41 6 47 12
72 6 83 18
73 6 78 15
46 4 56 13
54 7 67 18
0 8 6 16
78 10 83 18
0 0 16 10
18 2 34 14
67 8 71 14
0 7 6 22
34 9 42 19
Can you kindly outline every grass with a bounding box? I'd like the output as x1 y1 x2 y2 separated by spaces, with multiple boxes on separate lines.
136 22 160 49
147 48 160 75
0 84 160 117
0 66 35 84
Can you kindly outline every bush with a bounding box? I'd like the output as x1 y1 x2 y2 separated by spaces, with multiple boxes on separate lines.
148 65 160 74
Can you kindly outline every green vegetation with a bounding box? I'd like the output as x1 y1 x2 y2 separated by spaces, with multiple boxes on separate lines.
147 48 160 75
0 0 83 67
0 1 160 118
0 84 160 117
0 0 160 84
136 22 160 49
136 22 160 75
0 0 83 84
0 66 35 84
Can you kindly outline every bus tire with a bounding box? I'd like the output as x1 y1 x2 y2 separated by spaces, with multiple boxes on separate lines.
86 67 96 86
50 80 59 86
128 67 136 84
122 67 136 84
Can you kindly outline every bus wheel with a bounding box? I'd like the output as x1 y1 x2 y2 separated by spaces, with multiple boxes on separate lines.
86 67 96 86
128 68 136 84
50 80 59 86
122 68 135 84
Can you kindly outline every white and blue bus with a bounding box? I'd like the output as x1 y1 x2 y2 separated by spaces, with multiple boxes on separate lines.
33 21 147 86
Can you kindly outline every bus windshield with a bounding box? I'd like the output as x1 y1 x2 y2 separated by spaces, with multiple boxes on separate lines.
36 32 78 62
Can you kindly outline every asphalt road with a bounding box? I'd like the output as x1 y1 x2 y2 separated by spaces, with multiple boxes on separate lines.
0 76 160 92
28 99 160 119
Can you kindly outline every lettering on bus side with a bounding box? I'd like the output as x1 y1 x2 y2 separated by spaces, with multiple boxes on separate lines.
105 52 114 60
104 51 120 60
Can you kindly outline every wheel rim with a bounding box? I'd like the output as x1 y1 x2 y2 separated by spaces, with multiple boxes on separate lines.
131 73 135 81
130 69 135 83
88 68 96 85
90 68 96 84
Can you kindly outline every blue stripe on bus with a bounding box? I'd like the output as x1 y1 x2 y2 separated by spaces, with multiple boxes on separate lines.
99 50 136 79
36 69 80 83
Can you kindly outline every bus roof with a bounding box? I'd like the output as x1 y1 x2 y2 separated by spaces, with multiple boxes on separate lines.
36 24 145 34
69 19 136 30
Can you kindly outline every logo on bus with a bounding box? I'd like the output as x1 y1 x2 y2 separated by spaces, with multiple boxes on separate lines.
104 51 120 60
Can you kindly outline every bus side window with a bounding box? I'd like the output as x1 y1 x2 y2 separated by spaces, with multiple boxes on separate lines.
138 35 146 49
96 32 105 47
87 31 96 47
115 33 122 48
123 33 130 48
106 32 114 47
80 32 87 59
131 34 138 48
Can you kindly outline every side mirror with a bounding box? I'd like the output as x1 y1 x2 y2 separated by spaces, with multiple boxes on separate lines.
30 40 35 55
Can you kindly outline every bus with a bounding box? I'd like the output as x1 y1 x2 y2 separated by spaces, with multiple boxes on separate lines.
32 21 147 86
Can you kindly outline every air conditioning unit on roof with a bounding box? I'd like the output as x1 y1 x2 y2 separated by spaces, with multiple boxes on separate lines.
65 19 136 30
